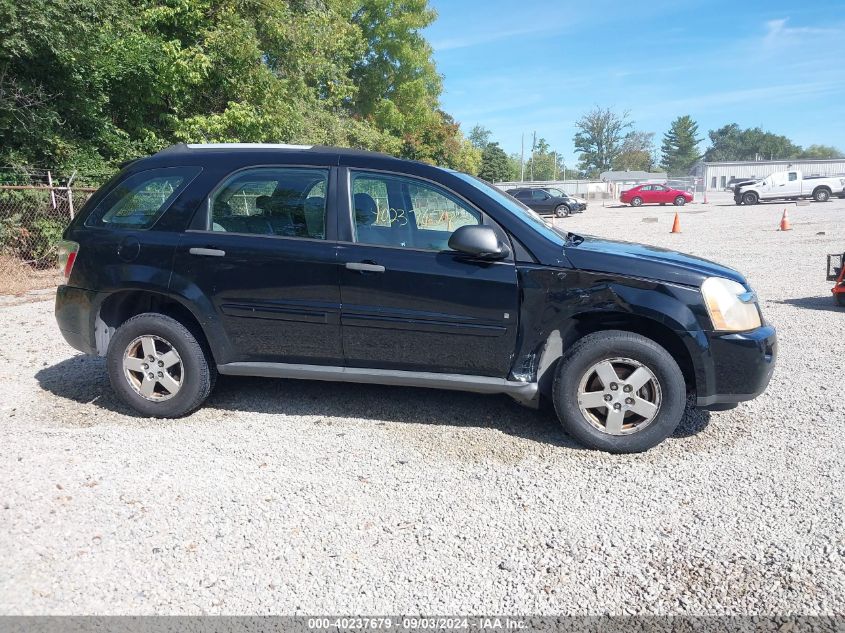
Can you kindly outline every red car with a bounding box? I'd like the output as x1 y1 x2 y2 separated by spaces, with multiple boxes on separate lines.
620 184 693 207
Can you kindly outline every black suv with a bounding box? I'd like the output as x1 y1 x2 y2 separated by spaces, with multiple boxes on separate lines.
54 144 776 453
506 187 584 217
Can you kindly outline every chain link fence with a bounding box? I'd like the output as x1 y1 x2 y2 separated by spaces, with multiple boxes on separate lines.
495 180 608 198
0 168 101 294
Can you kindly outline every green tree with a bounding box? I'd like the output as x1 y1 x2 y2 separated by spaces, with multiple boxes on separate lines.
798 144 844 159
660 115 701 174
507 152 523 181
524 137 564 180
468 124 492 150
704 124 802 162
573 107 632 177
613 131 657 172
0 0 477 176
400 110 480 173
478 142 510 182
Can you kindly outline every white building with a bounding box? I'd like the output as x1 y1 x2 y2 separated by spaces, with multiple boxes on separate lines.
698 159 845 191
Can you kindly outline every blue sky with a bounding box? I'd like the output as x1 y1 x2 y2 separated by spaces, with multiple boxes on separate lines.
424 0 845 163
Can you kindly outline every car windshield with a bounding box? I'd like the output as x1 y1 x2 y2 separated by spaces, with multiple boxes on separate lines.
449 172 567 245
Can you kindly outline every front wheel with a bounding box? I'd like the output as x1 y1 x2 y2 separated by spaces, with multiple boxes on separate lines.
742 191 759 205
553 331 686 453
674 196 686 206
107 313 215 418
836 293 845 307
630 196 643 207
554 204 571 218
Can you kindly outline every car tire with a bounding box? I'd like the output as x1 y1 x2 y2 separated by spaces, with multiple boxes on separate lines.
631 197 643 207
813 188 831 202
554 204 571 218
674 196 686 206
552 330 686 453
836 293 845 307
742 191 759 205
106 312 216 418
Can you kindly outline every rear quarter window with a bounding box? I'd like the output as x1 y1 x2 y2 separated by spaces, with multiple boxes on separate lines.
85 167 201 229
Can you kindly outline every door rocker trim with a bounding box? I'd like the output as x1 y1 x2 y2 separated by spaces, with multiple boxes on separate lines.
217 362 538 406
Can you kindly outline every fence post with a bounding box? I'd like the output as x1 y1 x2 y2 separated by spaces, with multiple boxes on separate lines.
46 170 57 210
66 170 77 219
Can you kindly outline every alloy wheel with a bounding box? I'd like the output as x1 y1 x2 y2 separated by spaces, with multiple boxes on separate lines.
123 335 183 401
576 357 662 435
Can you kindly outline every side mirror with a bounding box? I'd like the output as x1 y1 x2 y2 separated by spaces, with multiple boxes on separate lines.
448 225 510 260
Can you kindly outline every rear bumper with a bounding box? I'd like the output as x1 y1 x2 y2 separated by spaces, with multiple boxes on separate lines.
695 324 777 408
55 285 98 354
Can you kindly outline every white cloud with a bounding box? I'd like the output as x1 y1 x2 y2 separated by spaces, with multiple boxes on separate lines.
762 17 839 47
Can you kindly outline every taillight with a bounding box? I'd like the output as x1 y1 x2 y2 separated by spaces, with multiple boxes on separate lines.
57 240 79 280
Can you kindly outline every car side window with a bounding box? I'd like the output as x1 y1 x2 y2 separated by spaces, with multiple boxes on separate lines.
788 172 798 182
531 189 547 200
85 167 200 229
209 167 328 239
350 171 481 251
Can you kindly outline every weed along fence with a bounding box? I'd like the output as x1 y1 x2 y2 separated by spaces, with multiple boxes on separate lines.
0 176 98 294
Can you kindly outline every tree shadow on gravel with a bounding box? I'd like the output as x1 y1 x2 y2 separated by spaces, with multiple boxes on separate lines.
35 356 709 447
774 296 842 313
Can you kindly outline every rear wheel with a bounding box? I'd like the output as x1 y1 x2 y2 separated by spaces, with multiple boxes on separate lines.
553 331 686 453
107 313 215 417
813 188 831 202
554 204 571 218
630 196 643 207
742 191 759 205
674 196 686 206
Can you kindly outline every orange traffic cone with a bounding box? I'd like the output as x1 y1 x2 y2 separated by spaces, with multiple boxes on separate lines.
779 209 792 231
703 191 708 204
670 212 681 233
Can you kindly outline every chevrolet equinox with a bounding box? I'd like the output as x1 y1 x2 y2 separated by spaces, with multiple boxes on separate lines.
54 144 777 453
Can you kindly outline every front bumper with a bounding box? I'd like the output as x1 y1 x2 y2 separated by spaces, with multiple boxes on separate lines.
695 324 777 408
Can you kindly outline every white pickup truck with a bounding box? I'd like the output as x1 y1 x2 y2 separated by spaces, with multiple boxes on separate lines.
734 170 845 205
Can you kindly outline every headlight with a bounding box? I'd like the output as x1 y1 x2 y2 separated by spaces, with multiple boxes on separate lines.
701 277 762 331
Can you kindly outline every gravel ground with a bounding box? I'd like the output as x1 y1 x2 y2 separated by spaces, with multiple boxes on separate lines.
0 192 843 615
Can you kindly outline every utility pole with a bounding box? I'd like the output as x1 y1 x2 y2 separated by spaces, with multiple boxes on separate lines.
552 151 557 180
530 131 536 181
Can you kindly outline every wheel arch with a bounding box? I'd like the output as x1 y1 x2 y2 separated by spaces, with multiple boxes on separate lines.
93 288 221 361
812 185 832 198
534 310 698 400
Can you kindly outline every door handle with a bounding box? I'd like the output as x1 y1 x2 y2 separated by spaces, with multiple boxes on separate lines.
345 262 385 273
189 247 226 257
